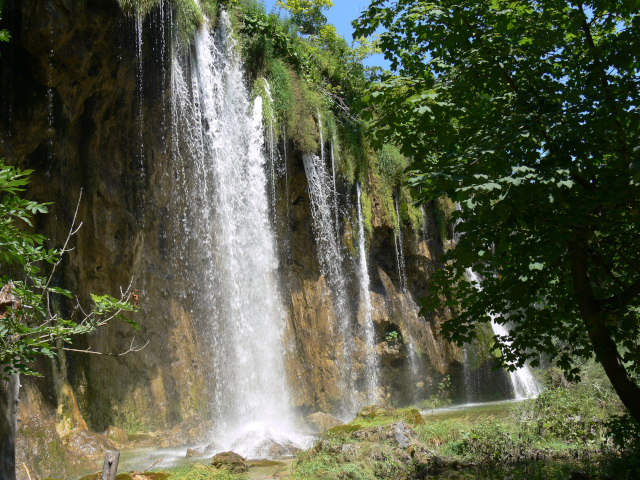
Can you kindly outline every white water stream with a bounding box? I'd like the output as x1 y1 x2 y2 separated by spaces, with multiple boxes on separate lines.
169 12 308 457
393 193 408 292
303 152 356 416
356 183 379 404
466 269 541 399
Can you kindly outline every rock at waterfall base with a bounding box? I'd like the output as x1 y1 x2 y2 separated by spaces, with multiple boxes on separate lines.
211 451 248 473
186 447 201 458
64 430 117 459
306 412 344 433
105 425 128 444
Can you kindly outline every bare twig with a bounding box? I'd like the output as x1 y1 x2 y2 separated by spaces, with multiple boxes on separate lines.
37 188 84 307
61 338 149 357
22 463 32 480
142 458 163 473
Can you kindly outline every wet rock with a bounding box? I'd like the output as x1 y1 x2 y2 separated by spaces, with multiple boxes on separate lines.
63 430 116 459
306 412 344 433
266 440 288 458
283 443 301 456
394 422 412 448
104 426 128 444
185 447 201 458
203 441 220 454
245 438 300 459
211 451 248 473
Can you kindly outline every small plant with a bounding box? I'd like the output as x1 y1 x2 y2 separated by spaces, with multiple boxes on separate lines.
384 330 399 343
417 375 453 410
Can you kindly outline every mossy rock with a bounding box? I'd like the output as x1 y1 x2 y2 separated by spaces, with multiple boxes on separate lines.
355 405 424 426
78 474 100 480
211 451 248 473
249 460 286 467
325 423 362 437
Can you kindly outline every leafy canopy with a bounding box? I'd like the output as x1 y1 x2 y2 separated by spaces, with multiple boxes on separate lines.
355 0 640 421
275 0 334 36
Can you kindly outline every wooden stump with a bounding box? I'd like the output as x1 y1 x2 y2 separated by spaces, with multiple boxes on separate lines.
101 450 120 480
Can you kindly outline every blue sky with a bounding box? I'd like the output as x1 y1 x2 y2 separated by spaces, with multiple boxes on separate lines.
259 0 391 70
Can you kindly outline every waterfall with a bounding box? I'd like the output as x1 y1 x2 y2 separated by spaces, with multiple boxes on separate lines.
303 152 356 416
466 269 540 399
135 14 145 176
490 321 541 399
169 12 302 455
421 204 429 241
46 3 54 169
462 345 473 402
330 137 340 239
393 193 408 292
356 183 378 404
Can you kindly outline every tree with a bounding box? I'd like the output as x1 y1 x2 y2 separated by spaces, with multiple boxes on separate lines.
0 161 138 479
275 0 334 36
354 0 640 424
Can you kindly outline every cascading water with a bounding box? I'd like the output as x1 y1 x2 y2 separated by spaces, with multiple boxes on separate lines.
135 14 145 177
169 12 306 456
303 152 356 416
466 269 540 399
356 183 379 404
330 137 340 238
393 193 408 292
390 192 423 402
421 204 429 241
490 321 541 399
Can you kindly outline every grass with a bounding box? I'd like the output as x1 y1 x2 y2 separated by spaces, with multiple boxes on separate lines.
164 464 244 480
292 364 640 479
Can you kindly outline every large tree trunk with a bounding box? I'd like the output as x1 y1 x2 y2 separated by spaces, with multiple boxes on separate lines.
0 374 19 480
571 243 640 425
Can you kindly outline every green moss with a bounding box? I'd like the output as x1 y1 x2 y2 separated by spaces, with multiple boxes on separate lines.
354 405 424 427
200 0 220 22
434 196 456 244
360 187 373 239
289 74 322 153
117 0 161 16
168 464 245 479
266 59 295 137
326 423 362 437
174 0 205 45
117 0 205 46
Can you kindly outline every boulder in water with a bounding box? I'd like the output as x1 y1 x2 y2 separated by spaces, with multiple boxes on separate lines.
306 412 344 433
186 447 201 458
211 451 248 473
204 441 220 454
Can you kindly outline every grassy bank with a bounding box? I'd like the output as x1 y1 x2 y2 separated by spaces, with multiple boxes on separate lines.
287 366 640 479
